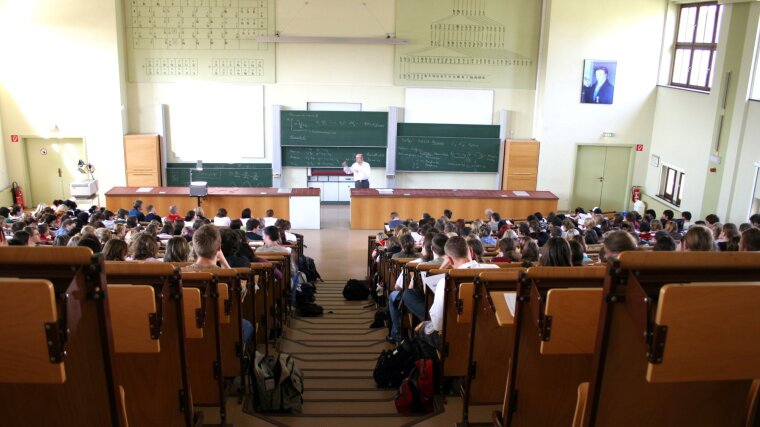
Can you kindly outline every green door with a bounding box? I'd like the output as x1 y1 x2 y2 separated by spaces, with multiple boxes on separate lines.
572 145 632 212
25 138 87 206
572 146 606 210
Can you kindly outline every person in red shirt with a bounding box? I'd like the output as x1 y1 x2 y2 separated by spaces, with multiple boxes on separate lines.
166 205 182 223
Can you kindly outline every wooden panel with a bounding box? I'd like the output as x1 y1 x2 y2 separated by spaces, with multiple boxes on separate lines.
218 283 230 324
573 382 589 427
490 291 515 326
647 283 760 383
457 282 474 324
124 134 161 187
0 279 65 384
541 288 603 355
105 192 290 222
350 194 558 229
108 285 160 354
502 140 539 190
618 251 760 270
183 288 203 339
504 174 537 191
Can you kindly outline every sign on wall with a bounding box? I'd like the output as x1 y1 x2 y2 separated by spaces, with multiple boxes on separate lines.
394 0 541 89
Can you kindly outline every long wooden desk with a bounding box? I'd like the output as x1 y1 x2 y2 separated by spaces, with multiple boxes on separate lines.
105 187 321 229
350 189 558 229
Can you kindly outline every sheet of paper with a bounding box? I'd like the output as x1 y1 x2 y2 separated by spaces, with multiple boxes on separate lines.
376 188 394 194
423 273 445 291
504 292 517 316
512 190 530 197
136 187 153 193
277 188 292 194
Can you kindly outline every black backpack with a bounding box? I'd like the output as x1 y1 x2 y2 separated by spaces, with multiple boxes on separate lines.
343 279 370 301
297 302 323 317
295 282 316 304
298 255 322 283
373 340 417 388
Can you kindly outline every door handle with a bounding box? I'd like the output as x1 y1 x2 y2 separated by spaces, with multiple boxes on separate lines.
58 168 62 178
597 177 604 182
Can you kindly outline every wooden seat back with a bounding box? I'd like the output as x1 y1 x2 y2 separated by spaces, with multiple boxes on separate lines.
584 252 760 427
255 252 290 329
501 266 606 427
0 247 125 427
104 261 195 427
459 270 523 425
108 285 161 353
441 268 501 378
0 278 65 383
179 271 226 414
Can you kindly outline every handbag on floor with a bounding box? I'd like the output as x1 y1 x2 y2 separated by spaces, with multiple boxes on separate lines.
252 351 304 413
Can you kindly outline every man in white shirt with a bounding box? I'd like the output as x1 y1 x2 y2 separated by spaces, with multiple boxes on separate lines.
418 236 498 348
342 153 371 188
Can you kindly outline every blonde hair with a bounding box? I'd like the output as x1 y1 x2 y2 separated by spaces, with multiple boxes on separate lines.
682 225 714 252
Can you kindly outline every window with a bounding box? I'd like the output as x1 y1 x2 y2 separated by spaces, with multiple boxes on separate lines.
670 2 721 91
751 19 760 101
660 165 685 207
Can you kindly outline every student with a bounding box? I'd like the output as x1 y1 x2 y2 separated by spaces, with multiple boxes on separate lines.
740 227 760 251
128 232 161 261
102 239 128 261
716 223 740 251
387 234 424 343
163 236 191 262
415 236 497 349
166 205 182 223
680 211 693 231
401 234 448 323
213 208 231 227
256 225 290 254
128 200 146 222
220 227 250 267
478 225 496 245
539 237 572 267
391 234 417 259
78 235 102 254
144 205 161 223
388 212 403 230
750 214 760 228
55 219 76 237
491 237 520 263
681 225 715 252
240 207 252 224
601 230 638 262
262 209 277 227
245 218 263 241
652 233 677 251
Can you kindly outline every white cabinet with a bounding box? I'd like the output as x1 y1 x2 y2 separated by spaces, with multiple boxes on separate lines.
322 182 340 201
338 182 353 202
307 182 324 201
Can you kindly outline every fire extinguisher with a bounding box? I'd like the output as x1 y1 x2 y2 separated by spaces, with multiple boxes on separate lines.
632 186 641 203
11 181 25 208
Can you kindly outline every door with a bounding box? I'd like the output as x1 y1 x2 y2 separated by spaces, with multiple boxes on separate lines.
572 145 632 212
25 138 87 206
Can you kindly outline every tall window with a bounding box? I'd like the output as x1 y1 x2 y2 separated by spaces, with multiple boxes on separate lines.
751 18 760 101
670 2 721 91
660 165 685 207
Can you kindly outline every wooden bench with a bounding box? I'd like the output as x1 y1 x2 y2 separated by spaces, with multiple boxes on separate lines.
459 269 523 426
179 271 228 425
496 266 606 427
255 251 291 334
0 247 126 426
248 262 275 354
580 252 760 426
104 261 197 427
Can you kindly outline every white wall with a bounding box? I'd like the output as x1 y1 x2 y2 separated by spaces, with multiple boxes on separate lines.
0 0 125 201
535 0 666 211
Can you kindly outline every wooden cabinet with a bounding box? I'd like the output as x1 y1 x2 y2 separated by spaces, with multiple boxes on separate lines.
124 134 161 187
502 140 540 191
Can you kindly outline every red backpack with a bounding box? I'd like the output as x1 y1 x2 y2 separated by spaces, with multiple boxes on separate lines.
394 358 435 414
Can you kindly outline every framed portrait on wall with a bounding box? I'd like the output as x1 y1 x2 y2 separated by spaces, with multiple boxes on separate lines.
580 60 617 104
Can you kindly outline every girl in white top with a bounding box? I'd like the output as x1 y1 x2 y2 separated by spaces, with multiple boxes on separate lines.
213 208 231 227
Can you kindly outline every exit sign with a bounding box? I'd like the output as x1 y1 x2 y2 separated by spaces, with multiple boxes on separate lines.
636 144 644 152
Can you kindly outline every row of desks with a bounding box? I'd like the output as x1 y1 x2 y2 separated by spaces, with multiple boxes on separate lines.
105 187 559 230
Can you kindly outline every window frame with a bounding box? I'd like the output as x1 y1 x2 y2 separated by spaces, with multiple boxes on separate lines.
669 2 721 92
659 164 685 207
750 18 760 101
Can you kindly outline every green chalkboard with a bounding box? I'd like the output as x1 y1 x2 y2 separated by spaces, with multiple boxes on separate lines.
397 123 500 138
282 147 386 167
395 136 500 172
281 111 388 147
166 163 273 187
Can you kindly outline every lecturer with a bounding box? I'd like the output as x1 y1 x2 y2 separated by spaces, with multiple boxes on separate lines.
342 153 371 188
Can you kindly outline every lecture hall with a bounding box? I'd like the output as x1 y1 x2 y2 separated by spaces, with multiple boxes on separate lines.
1 0 760 426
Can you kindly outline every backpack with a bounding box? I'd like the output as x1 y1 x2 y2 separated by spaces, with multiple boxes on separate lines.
295 282 316 304
394 358 435 414
298 255 322 283
297 302 323 317
252 352 304 413
373 339 416 388
343 279 370 301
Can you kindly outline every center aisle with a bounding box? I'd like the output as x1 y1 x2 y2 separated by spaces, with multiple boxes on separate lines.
255 280 434 426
